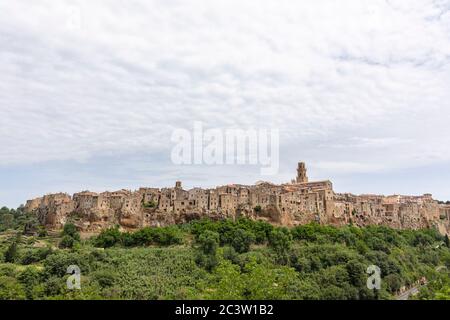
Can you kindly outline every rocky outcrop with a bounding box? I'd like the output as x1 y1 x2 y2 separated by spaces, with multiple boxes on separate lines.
24 164 450 235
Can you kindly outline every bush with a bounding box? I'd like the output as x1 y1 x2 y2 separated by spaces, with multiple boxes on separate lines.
0 264 17 277
269 228 292 253
384 274 403 293
61 223 80 241
95 226 183 248
230 229 255 254
152 226 183 246
291 223 338 242
0 276 26 300
17 267 42 299
345 259 366 287
58 223 80 249
43 251 89 277
198 231 219 255
222 246 240 264
20 247 53 265
95 226 122 248
59 235 75 249
143 201 157 208
196 231 220 271
4 241 18 263
92 270 116 288
237 219 273 244
37 226 48 238
268 228 292 264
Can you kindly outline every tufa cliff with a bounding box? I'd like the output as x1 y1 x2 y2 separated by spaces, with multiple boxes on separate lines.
24 163 450 235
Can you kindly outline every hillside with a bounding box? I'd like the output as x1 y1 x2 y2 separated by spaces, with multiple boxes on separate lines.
0 208 449 300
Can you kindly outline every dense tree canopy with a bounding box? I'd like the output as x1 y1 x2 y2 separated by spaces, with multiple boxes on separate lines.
0 213 449 300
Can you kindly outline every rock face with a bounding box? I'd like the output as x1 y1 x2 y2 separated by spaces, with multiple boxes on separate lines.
24 163 450 235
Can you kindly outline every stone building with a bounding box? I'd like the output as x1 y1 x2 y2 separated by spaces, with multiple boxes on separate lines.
24 162 450 235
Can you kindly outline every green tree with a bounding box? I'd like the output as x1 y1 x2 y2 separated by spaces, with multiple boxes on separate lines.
196 231 220 271
243 258 299 299
92 270 116 288
38 226 48 238
143 201 157 208
4 239 18 263
198 231 219 255
17 267 42 300
268 228 292 264
435 286 450 300
208 260 244 299
0 276 26 300
345 259 366 287
59 235 75 249
61 223 80 241
0 213 14 230
95 226 122 247
231 229 255 254
384 274 403 293
59 223 80 248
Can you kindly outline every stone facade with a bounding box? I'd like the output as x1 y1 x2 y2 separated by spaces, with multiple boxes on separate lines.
24 162 450 235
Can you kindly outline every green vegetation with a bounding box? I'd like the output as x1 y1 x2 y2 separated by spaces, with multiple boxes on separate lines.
94 225 183 248
0 206 38 233
0 206 449 300
59 223 80 249
4 236 19 263
142 201 157 209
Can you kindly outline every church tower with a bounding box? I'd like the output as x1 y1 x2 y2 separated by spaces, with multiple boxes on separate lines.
296 162 308 184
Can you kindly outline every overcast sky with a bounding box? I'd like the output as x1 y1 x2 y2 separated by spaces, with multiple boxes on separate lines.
1 0 450 208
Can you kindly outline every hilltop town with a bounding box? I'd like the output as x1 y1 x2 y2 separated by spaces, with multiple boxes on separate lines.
24 163 450 235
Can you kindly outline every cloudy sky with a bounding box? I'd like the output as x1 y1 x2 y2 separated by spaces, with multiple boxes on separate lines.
1 0 450 208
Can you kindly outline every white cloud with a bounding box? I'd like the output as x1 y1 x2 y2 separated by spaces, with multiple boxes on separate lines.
1 0 450 199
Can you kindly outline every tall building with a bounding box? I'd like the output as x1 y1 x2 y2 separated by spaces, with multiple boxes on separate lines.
296 162 308 183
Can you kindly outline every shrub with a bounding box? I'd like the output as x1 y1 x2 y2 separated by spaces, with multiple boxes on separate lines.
95 226 122 248
4 241 18 263
92 270 116 288
291 223 337 242
197 231 220 255
58 223 80 249
269 228 292 253
20 247 53 265
37 226 48 238
345 259 366 287
196 231 220 271
0 264 17 277
17 267 42 299
61 223 80 241
222 246 239 264
230 229 255 254
59 235 75 249
384 274 403 293
152 226 183 246
0 276 26 300
95 226 183 248
43 251 89 277
143 201 157 208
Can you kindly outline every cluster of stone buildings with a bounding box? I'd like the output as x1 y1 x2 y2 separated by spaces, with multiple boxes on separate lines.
24 162 450 235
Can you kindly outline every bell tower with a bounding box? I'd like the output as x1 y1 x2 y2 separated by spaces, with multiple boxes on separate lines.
296 162 308 184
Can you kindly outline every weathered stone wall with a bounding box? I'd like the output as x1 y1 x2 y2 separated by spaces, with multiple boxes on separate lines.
24 165 450 235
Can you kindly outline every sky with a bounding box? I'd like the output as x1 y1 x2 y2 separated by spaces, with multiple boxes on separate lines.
1 0 450 208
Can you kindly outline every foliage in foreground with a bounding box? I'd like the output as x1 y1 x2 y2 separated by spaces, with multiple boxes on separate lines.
0 209 449 300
